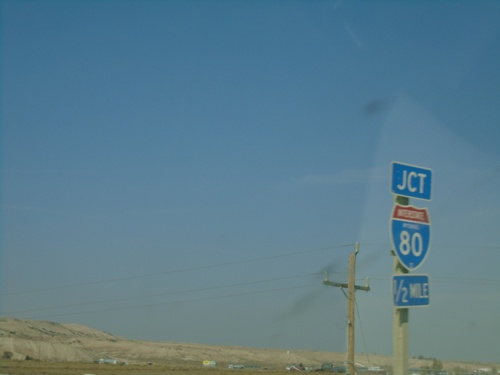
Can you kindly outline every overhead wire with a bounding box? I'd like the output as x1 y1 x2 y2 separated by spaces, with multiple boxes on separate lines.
3 242 498 298
17 282 321 321
1 271 323 316
0 243 354 297
2 241 500 323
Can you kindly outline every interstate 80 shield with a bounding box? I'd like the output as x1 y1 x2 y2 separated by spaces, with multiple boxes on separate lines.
390 203 431 271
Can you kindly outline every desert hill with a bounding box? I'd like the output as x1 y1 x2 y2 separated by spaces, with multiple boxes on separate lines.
0 318 494 373
0 317 382 368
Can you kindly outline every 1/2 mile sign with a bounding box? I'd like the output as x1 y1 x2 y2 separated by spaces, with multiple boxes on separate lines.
391 162 432 201
393 274 430 308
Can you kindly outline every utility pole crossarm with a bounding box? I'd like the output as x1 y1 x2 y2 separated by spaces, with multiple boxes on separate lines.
323 274 370 291
323 280 348 288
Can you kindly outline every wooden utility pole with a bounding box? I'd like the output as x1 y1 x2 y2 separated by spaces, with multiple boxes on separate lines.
323 243 370 375
346 250 356 375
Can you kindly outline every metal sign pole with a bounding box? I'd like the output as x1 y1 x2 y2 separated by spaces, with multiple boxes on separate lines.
393 195 409 375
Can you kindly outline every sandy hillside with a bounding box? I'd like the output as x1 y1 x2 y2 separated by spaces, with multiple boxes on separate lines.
0 317 384 368
0 318 493 373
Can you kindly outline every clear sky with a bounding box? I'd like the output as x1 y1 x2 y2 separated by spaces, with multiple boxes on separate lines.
1 0 500 365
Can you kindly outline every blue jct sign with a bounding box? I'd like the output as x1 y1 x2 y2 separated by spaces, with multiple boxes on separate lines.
391 162 432 201
391 204 431 271
393 274 430 308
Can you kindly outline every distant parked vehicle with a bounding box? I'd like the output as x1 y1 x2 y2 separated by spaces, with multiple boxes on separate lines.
98 358 117 365
320 363 333 371
203 360 217 367
228 364 245 369
332 365 347 373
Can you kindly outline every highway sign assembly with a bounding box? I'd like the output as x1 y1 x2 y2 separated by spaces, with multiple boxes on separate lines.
390 203 431 271
393 274 430 308
390 161 433 375
391 162 432 201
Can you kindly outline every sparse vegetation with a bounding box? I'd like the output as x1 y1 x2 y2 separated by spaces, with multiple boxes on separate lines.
3 351 13 359
0 359 289 375
431 358 443 371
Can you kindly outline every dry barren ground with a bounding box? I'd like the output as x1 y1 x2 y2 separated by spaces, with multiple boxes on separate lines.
0 319 497 375
0 360 295 375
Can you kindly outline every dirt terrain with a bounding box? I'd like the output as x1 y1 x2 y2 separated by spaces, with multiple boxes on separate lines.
0 318 495 374
0 318 374 367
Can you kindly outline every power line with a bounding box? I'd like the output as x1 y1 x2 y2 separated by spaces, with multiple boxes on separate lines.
1 272 322 316
3 241 499 326
2 242 497 297
0 244 353 297
366 275 500 285
3 242 499 319
16 282 321 321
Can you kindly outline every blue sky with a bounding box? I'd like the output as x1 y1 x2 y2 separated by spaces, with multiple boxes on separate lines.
1 0 500 365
